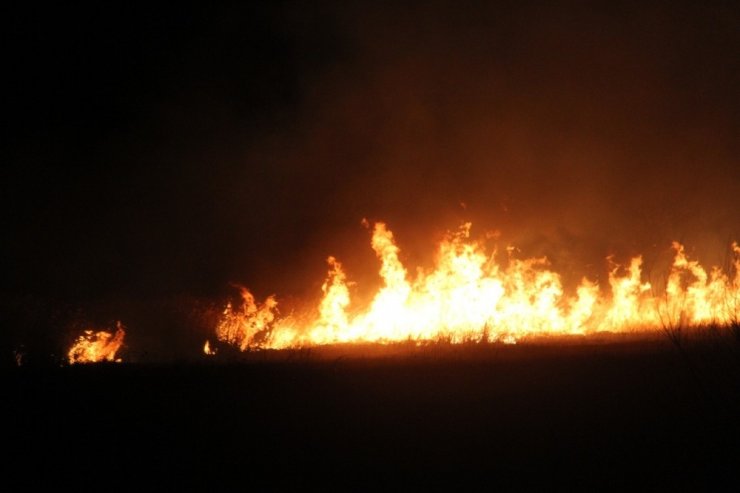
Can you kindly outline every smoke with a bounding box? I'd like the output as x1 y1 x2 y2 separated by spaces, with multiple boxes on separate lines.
3 1 739 357
223 0 740 289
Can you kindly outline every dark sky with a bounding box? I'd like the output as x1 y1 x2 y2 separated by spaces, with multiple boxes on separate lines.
3 1 739 309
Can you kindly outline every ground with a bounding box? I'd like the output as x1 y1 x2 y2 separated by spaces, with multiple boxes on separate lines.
6 333 740 489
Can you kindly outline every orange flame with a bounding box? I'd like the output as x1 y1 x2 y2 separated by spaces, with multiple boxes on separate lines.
216 287 277 350
67 322 126 364
203 340 217 355
215 222 740 350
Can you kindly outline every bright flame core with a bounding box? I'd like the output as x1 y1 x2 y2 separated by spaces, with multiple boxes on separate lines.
67 322 126 364
216 223 740 350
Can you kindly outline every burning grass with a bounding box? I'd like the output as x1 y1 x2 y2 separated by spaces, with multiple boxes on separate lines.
67 321 125 364
213 221 740 351
202 324 740 364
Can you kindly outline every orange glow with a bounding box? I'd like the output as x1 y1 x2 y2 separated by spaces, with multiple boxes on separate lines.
203 340 217 355
215 222 740 350
67 322 125 364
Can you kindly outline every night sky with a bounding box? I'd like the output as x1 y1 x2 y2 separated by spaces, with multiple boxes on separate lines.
3 2 739 352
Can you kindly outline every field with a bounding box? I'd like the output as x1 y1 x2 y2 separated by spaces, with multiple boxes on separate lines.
6 331 740 489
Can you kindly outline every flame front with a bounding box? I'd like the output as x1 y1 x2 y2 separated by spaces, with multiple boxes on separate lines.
67 322 126 364
215 223 740 350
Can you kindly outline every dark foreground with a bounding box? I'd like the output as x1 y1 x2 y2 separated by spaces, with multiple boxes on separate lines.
6 336 740 489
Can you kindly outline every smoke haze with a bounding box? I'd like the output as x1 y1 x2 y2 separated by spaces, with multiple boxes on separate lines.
3 1 739 355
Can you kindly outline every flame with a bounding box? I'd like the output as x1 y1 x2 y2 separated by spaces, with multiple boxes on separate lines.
216 287 277 350
203 340 217 355
215 222 740 350
67 322 126 364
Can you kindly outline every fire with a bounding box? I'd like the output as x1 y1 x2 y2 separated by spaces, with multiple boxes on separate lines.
67 322 126 364
215 222 740 350
216 287 277 350
203 340 217 355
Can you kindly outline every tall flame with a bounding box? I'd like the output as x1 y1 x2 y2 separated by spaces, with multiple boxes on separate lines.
215 222 740 350
67 322 126 364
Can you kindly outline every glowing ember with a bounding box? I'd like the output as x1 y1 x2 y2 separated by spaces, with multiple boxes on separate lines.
14 347 25 367
215 222 740 350
67 322 126 364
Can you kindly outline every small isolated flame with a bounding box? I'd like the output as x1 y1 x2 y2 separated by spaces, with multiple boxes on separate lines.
67 322 126 364
203 340 217 355
215 222 740 350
